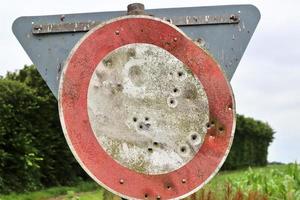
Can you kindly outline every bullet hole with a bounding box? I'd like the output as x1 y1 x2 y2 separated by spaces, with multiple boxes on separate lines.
180 146 187 153
178 71 183 77
191 134 198 141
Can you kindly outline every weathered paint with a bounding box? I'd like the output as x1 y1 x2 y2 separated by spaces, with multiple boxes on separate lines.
58 15 235 200
87 43 209 175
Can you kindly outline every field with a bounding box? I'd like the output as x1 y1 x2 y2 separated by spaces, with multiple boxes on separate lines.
0 164 299 200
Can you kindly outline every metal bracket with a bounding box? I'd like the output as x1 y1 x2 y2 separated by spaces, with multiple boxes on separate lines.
32 14 240 35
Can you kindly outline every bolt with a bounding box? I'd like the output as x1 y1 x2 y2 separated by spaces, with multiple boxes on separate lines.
230 14 238 21
60 15 65 22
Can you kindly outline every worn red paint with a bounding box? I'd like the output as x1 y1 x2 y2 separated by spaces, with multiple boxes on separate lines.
59 16 235 200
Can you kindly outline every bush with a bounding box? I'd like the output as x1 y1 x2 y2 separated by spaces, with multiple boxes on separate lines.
0 79 43 193
222 115 275 170
0 66 87 194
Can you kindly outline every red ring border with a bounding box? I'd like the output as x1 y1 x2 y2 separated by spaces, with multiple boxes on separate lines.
59 16 235 200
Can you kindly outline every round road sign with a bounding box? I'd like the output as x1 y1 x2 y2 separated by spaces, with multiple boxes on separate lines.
58 15 235 200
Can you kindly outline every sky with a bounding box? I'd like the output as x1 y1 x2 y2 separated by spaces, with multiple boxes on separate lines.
0 0 299 163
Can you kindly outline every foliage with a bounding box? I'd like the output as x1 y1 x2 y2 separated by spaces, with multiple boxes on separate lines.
1 164 299 200
0 182 99 200
195 163 300 200
0 66 87 194
223 114 275 170
0 79 43 193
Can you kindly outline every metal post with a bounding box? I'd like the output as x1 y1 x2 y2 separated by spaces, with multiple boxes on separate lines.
127 3 145 15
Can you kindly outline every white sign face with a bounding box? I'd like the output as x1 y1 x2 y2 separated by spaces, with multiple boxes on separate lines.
87 43 209 175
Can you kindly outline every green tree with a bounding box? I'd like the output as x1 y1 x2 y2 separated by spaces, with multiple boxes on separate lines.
1 66 87 193
223 114 275 170
0 79 43 193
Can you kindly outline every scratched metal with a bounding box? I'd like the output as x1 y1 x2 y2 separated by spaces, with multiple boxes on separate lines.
87 43 209 175
12 5 260 98
31 14 239 34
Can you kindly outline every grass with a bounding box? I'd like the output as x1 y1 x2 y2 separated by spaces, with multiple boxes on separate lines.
0 164 299 200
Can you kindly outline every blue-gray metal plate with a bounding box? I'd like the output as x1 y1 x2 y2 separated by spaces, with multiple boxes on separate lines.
12 5 260 98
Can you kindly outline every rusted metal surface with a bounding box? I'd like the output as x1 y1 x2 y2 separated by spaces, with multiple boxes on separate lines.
88 43 209 175
32 14 240 35
58 15 235 200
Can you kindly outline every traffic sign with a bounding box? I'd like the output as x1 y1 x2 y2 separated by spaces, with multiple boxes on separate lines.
58 15 235 200
13 3 260 199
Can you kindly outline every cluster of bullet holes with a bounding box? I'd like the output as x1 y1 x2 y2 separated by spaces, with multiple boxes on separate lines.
132 116 163 154
206 120 226 138
167 71 186 108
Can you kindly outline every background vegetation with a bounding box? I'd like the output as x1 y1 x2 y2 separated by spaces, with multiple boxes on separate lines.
1 164 299 200
0 66 275 194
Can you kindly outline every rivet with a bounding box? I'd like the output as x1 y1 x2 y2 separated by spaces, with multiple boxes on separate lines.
115 30 120 35
119 179 124 184
173 37 178 42
157 195 161 200
182 179 187 184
